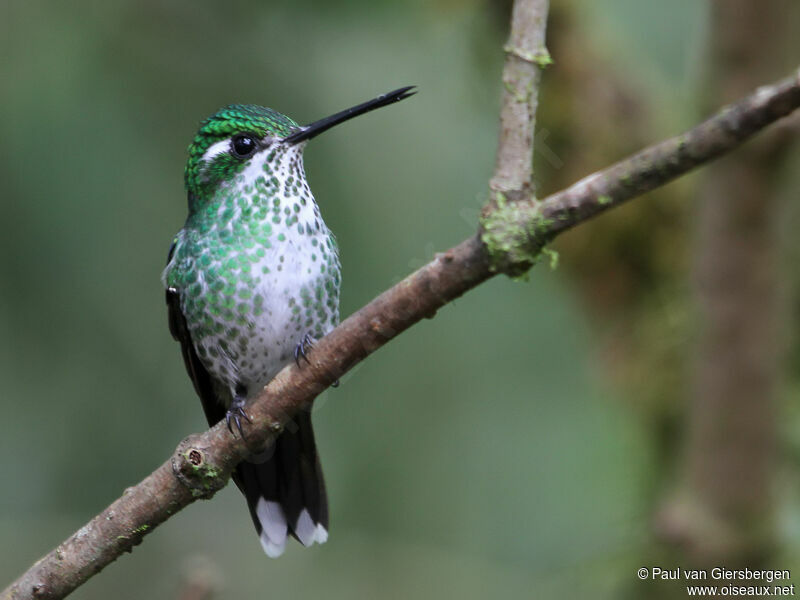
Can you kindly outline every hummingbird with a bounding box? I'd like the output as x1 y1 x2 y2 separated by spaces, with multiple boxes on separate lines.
164 87 415 557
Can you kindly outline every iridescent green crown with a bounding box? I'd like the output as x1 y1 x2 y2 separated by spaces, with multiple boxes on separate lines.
185 104 298 199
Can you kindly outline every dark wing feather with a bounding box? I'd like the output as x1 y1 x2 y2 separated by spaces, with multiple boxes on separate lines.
166 242 225 427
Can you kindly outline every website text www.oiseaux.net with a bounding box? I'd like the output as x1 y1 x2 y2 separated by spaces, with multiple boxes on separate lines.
638 567 794 596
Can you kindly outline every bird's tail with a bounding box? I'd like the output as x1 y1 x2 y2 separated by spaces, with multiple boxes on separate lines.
233 411 328 557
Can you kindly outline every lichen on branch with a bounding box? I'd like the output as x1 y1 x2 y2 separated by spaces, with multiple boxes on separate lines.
2 19 798 600
479 192 550 277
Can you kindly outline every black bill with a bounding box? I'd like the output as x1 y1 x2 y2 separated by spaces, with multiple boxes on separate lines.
283 86 416 145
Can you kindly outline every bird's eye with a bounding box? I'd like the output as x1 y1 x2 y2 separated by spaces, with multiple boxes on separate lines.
231 134 257 158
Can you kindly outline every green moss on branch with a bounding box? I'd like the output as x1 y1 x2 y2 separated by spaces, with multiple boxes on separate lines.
479 197 553 277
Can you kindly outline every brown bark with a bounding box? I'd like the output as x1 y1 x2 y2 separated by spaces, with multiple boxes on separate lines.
489 0 550 197
2 20 799 600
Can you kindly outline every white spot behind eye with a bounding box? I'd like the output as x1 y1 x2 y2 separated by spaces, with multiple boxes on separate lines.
201 139 232 164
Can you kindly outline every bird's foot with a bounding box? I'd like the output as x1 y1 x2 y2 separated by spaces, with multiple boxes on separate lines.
294 332 317 367
294 333 339 387
226 395 252 438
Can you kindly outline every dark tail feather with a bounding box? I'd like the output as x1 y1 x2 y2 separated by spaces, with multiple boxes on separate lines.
233 412 328 557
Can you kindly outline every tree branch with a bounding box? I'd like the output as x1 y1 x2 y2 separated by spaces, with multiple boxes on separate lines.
480 68 800 275
2 36 798 600
490 0 550 196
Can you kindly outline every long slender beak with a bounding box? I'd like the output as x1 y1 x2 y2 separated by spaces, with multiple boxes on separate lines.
283 86 416 145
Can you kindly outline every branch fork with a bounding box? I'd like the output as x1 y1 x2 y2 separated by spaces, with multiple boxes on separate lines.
2 0 799 595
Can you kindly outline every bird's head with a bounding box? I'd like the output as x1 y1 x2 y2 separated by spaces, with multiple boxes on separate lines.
184 87 416 208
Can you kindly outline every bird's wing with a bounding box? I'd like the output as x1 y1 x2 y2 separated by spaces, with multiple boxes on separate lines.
166 241 226 427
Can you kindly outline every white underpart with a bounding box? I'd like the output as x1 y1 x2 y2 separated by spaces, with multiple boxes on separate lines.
294 508 329 546
200 138 233 164
256 498 288 558
166 140 339 395
218 144 335 392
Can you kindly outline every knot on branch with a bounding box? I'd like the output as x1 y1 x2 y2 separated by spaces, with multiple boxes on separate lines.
479 190 552 278
171 435 228 499
502 44 553 68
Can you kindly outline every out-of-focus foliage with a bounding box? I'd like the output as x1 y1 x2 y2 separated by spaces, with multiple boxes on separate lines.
0 1 796 598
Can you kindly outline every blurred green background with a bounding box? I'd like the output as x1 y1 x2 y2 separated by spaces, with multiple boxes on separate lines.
1 1 798 598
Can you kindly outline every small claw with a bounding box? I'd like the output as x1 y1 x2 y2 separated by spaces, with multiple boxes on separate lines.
294 344 303 368
235 416 245 438
294 333 315 367
225 405 251 438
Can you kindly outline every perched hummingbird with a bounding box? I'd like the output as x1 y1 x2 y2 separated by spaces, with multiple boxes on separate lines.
164 87 415 557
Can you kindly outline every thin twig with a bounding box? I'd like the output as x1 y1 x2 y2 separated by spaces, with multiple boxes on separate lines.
490 0 551 197
480 69 800 274
2 49 798 600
